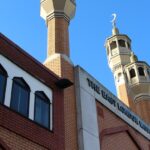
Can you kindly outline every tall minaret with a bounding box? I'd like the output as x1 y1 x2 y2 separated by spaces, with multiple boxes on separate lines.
105 14 133 107
105 14 150 124
40 0 78 150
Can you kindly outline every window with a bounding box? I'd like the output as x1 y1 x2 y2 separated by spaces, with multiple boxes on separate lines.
110 41 117 50
130 69 136 78
0 65 7 104
118 40 126 47
10 77 30 117
138 67 145 76
34 91 50 128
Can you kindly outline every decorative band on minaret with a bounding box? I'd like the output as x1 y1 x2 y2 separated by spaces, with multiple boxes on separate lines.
40 0 76 23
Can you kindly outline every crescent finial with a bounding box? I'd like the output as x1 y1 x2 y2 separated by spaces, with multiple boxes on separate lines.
111 13 117 28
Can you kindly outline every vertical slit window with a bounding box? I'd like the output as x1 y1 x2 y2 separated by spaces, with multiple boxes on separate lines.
118 40 126 47
130 69 136 78
110 41 117 50
34 91 50 128
10 77 30 117
138 67 145 76
0 65 7 104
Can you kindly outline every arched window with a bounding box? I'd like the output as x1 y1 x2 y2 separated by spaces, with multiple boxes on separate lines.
110 41 117 50
10 77 30 117
118 39 126 47
0 65 7 104
130 69 136 78
138 67 145 76
34 91 50 128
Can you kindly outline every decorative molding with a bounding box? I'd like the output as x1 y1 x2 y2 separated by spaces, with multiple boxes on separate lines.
134 94 150 102
46 11 70 24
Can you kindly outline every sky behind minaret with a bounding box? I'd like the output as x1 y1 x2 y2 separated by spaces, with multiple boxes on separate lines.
0 0 150 95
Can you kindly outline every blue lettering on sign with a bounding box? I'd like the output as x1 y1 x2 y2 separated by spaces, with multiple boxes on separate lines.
101 90 116 107
87 78 100 94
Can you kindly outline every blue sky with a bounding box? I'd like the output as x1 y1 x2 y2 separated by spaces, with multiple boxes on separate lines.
0 0 150 95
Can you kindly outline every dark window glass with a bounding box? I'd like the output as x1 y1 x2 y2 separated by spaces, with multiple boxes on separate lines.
138 67 145 76
110 41 117 50
118 40 126 47
130 69 136 78
34 91 50 128
10 78 30 117
0 65 7 104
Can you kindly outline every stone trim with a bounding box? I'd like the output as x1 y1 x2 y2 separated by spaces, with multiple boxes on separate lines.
47 12 70 24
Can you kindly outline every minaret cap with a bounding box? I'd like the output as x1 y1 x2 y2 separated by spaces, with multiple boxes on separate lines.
40 0 76 23
112 27 119 35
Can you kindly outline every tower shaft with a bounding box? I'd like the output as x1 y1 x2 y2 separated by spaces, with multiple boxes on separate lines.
47 18 70 57
40 0 78 149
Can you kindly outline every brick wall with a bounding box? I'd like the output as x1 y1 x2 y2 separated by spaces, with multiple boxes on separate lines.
135 100 150 125
45 17 78 150
47 18 70 57
96 101 150 150
0 89 65 150
0 127 47 150
45 56 78 150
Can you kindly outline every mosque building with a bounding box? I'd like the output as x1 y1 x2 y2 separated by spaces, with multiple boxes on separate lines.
0 0 149 149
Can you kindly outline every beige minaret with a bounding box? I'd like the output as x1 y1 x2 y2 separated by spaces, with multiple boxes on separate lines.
105 15 150 124
105 24 133 107
40 0 78 149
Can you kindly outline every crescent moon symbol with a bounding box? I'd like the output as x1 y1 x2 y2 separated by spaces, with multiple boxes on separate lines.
111 13 117 23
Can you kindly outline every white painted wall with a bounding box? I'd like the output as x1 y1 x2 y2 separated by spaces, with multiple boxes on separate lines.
75 66 100 150
0 55 53 130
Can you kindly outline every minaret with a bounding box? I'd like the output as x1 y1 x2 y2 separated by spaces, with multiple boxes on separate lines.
105 15 133 107
40 0 78 149
105 14 150 124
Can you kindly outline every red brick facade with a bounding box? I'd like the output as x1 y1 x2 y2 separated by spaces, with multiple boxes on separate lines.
96 101 150 150
0 83 65 150
0 33 66 150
